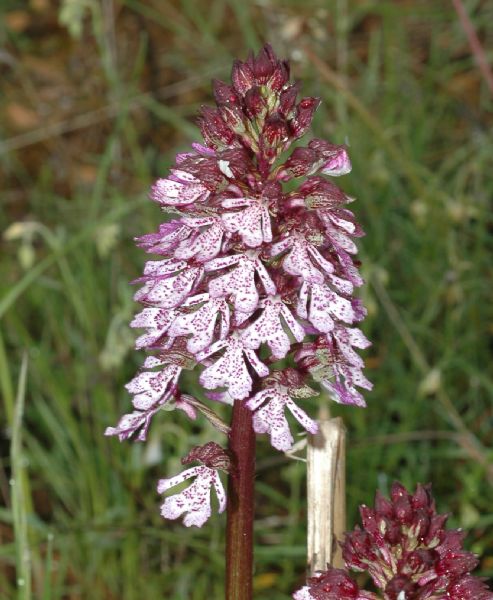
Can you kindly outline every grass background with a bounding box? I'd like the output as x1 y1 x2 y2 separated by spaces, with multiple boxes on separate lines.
1 0 493 598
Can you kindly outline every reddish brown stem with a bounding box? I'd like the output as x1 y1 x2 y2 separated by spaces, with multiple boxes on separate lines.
225 399 256 600
452 0 493 97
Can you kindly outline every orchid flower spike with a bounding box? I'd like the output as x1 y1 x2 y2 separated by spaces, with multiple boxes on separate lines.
107 43 372 526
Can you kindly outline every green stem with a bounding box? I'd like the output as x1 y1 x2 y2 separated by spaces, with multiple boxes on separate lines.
225 399 256 600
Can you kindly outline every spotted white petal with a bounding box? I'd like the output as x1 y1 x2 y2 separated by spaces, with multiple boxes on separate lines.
246 386 318 451
328 273 354 295
157 465 226 528
125 364 181 410
282 238 325 283
297 282 355 332
320 334 372 408
222 199 272 248
137 221 192 254
328 212 356 234
170 169 199 183
306 244 335 276
206 254 276 317
347 327 371 349
131 307 178 349
134 265 203 308
143 258 186 276
332 327 366 368
324 222 358 254
105 407 159 442
334 250 364 287
199 337 268 400
174 218 226 262
292 586 314 600
270 236 334 284
168 297 230 354
242 297 305 359
151 175 210 206
221 197 251 209
143 355 165 369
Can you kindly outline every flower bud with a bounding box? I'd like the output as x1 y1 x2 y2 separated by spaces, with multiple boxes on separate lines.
307 567 365 600
280 147 320 179
244 86 267 119
412 483 433 510
393 494 413 525
219 104 245 133
279 84 299 117
212 79 239 106
252 43 277 82
261 115 289 160
341 482 492 599
231 59 255 96
267 60 290 92
181 441 232 472
298 177 349 209
309 139 352 176
290 97 321 138
199 106 236 148
217 147 251 181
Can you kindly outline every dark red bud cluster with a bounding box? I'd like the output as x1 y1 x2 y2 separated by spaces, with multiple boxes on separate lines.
295 483 492 599
232 44 290 93
202 45 320 161
307 568 363 599
341 482 493 600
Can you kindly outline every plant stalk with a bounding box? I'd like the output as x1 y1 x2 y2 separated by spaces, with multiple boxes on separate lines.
225 399 256 600
307 414 346 572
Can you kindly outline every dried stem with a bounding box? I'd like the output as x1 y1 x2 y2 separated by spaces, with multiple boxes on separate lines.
307 414 346 573
225 399 256 600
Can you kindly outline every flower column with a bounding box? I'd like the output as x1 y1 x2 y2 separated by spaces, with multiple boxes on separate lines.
106 44 372 600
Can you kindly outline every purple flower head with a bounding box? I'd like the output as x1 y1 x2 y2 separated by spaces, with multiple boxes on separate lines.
293 567 378 600
294 483 492 600
108 43 372 525
341 482 493 600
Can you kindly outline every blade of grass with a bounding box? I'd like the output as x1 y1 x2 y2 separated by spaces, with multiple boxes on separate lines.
0 197 147 320
11 353 31 600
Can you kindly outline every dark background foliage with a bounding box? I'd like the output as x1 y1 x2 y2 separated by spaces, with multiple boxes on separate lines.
1 0 492 598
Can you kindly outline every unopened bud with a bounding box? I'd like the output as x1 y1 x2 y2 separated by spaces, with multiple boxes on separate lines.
279 84 298 117
262 115 289 150
199 106 236 148
244 86 267 119
252 44 277 82
212 79 239 106
267 60 290 92
181 441 232 472
290 97 321 138
219 104 245 133
231 60 255 96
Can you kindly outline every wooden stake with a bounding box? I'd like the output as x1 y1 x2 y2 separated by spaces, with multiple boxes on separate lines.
307 416 346 573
